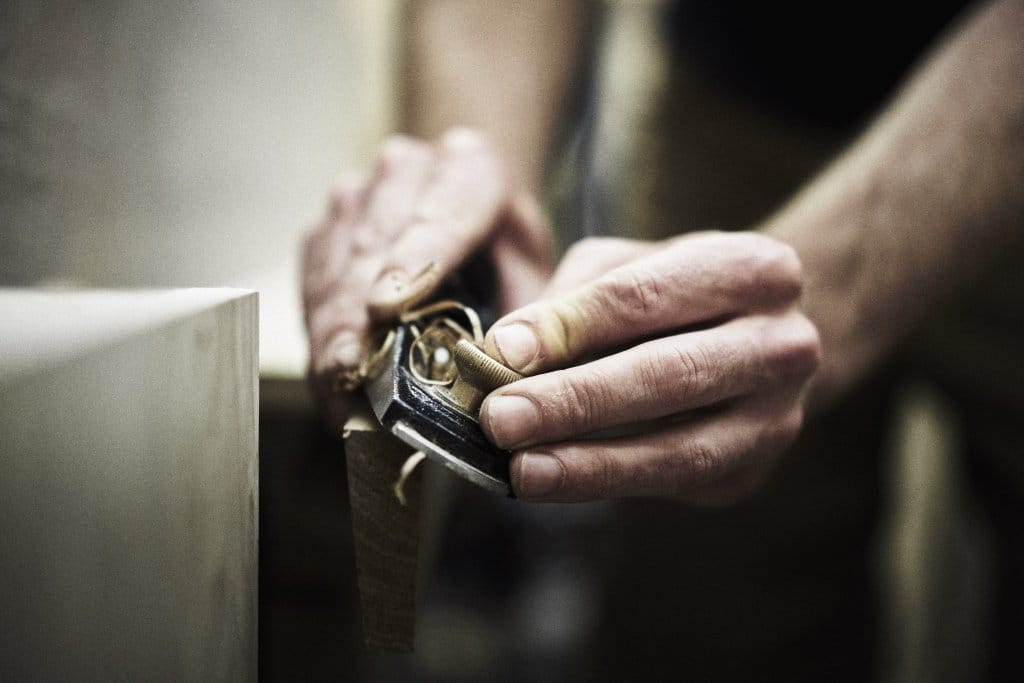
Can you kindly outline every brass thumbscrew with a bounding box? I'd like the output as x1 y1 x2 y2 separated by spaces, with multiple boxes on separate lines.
448 339 523 413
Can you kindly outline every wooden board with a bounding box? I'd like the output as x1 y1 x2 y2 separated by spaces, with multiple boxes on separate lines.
344 403 422 651
0 288 258 681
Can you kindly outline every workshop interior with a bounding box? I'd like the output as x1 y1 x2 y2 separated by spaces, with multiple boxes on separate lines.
2 1 1021 681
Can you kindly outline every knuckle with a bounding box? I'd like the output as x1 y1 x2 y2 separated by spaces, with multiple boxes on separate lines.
328 188 348 216
767 313 822 379
753 240 803 301
440 126 492 154
376 135 430 173
602 266 663 317
307 293 365 345
554 369 611 435
717 234 804 304
564 236 620 262
438 129 506 196
795 316 824 374
562 237 596 263
670 343 712 397
570 374 607 432
632 350 666 403
580 451 615 500
328 173 364 215
304 273 340 312
556 447 616 501
306 299 341 342
350 224 377 256
682 437 721 488
634 343 700 405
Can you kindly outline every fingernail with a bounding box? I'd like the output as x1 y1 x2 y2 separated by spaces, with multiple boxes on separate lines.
368 269 410 306
491 324 539 372
515 453 564 499
368 263 441 316
483 395 539 448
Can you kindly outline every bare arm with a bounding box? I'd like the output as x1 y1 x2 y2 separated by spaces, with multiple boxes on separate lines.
764 0 1024 407
475 0 1024 502
402 0 589 193
303 1 587 425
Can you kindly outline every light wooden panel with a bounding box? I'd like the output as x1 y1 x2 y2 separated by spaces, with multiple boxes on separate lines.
0 289 258 681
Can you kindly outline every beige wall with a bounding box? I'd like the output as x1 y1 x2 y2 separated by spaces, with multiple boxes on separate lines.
1 0 399 377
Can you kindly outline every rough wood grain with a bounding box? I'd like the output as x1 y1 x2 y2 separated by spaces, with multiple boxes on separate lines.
344 410 422 651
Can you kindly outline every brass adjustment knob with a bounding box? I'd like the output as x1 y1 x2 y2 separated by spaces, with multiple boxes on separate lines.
448 339 523 414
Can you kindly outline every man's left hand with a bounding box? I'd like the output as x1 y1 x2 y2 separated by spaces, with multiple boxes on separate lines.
480 232 822 504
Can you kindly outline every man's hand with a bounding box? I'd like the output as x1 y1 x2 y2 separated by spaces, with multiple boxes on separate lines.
480 232 822 504
302 128 553 428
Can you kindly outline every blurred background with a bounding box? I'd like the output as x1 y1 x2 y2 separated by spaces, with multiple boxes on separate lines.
0 1 1000 681
2 0 398 377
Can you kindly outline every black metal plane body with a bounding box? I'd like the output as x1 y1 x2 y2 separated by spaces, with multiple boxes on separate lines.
366 322 512 495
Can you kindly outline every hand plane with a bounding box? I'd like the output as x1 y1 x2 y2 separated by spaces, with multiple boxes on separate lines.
362 260 522 496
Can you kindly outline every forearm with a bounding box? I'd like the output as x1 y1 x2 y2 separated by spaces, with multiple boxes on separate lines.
401 0 588 193
764 0 1024 407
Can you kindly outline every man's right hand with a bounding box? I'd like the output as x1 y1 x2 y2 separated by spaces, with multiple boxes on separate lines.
301 127 553 430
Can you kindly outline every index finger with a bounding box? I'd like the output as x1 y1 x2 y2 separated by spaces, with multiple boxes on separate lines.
483 232 802 374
